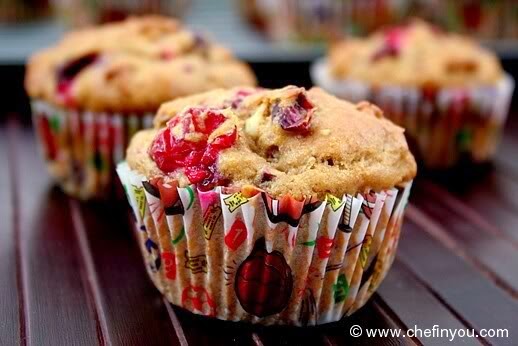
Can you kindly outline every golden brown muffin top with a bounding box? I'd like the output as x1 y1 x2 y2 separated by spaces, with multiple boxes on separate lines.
25 16 256 113
127 86 416 199
328 20 503 88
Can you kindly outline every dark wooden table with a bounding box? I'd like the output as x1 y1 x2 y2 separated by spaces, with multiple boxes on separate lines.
1 112 517 346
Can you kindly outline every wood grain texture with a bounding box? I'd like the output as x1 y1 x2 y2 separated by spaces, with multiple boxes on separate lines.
411 184 518 295
320 298 417 346
73 201 181 346
9 120 99 346
378 260 482 346
0 123 20 345
398 218 518 346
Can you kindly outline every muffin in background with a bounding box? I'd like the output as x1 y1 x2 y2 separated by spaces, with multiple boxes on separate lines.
25 15 256 199
311 20 514 168
117 86 416 325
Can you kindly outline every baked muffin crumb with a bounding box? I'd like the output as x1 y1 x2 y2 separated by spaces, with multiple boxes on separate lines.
127 86 416 199
25 15 256 112
328 20 503 88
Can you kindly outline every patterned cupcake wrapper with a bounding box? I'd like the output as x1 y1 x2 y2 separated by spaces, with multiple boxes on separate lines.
311 59 515 168
31 100 154 199
116 162 412 326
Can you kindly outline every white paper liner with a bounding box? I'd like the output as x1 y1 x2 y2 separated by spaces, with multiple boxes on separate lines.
117 161 412 326
31 100 154 199
311 58 515 168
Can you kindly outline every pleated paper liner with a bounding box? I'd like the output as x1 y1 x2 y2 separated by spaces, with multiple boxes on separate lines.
117 162 412 326
31 100 153 199
311 59 515 168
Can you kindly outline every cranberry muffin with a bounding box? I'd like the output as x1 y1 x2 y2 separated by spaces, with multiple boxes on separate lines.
25 15 256 199
312 20 514 168
117 86 416 325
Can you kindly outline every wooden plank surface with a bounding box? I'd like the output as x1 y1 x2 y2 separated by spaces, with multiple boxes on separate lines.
2 111 518 345
411 184 518 295
378 260 481 346
9 119 100 346
398 217 517 346
71 201 182 346
0 123 20 345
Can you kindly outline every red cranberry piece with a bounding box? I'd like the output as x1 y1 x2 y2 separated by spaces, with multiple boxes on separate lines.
58 53 99 82
159 49 175 60
56 52 99 106
56 79 72 97
184 166 209 184
192 110 226 135
211 128 237 149
372 27 405 62
183 150 204 167
226 89 255 109
150 129 177 172
57 80 76 107
150 108 238 189
201 144 219 166
198 164 229 192
271 93 313 134
260 171 276 183
189 108 226 135
150 128 206 172
175 138 206 159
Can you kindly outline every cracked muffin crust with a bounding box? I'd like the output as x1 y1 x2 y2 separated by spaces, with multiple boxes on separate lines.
25 15 256 113
127 86 416 199
328 20 503 88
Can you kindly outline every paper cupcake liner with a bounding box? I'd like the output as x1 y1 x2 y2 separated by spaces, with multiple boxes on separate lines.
31 100 154 199
311 59 515 168
116 162 412 326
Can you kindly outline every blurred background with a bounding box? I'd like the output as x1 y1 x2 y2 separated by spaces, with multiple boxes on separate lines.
1 0 517 117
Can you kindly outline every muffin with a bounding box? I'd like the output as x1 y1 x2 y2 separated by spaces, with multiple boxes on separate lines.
236 0 410 42
25 15 256 199
311 20 514 168
117 86 416 325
